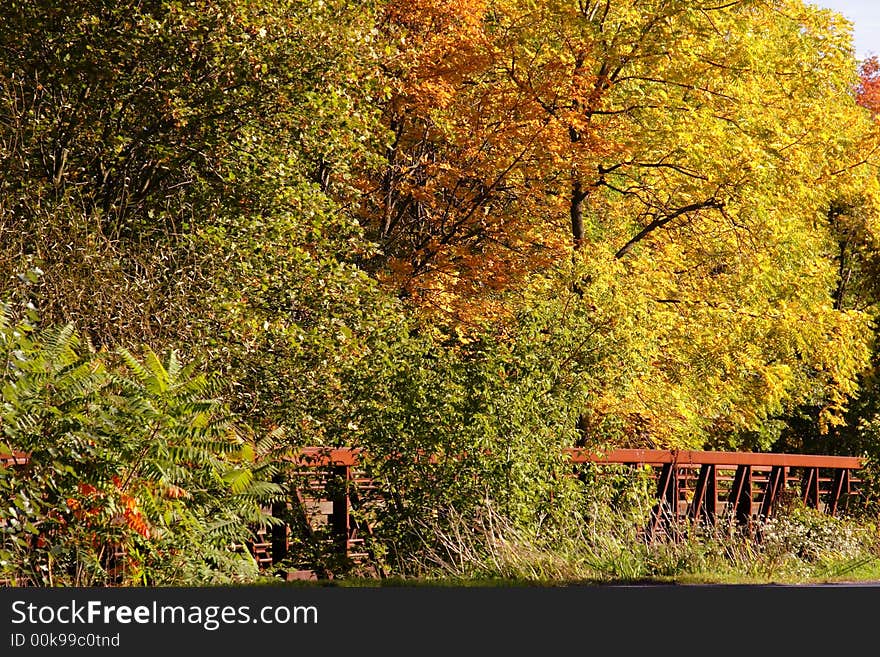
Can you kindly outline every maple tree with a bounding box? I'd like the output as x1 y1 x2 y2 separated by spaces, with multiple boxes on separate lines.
858 56 880 114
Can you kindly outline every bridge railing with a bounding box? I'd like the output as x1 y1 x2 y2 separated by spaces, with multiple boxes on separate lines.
258 447 864 572
2 447 865 576
566 448 863 539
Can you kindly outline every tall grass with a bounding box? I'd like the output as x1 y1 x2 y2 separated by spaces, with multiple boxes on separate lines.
396 471 880 584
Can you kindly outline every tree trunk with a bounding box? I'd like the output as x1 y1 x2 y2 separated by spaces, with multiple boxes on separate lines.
571 179 586 248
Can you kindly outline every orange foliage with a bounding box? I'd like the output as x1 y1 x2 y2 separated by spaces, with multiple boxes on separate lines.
384 0 490 112
67 479 151 539
858 56 880 114
367 0 582 323
120 494 150 539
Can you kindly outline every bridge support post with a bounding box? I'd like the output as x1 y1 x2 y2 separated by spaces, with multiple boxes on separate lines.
647 463 679 540
803 467 820 510
271 500 288 564
759 466 785 519
330 464 351 560
729 465 753 528
827 469 850 517
689 464 717 526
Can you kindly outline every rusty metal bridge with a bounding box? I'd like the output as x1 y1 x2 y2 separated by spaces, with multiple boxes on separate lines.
567 448 862 539
254 447 865 578
2 447 866 580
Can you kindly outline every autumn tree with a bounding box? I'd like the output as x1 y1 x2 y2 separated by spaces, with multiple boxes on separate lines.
768 52 880 473
357 1 570 323
365 0 880 448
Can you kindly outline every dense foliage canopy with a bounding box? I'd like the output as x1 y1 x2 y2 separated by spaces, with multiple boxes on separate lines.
2 0 880 583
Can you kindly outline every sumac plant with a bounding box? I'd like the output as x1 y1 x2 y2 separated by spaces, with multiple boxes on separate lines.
0 305 278 586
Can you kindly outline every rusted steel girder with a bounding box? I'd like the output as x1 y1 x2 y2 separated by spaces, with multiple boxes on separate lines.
828 469 851 517
6 447 862 471
802 467 821 510
688 464 718 524
566 448 863 470
286 447 360 467
647 463 679 540
729 465 754 527
568 448 863 538
759 466 786 520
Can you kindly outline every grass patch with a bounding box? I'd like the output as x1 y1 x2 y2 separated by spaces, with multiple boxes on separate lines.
314 500 880 587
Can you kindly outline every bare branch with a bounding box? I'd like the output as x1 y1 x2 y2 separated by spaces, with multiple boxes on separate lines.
615 198 723 259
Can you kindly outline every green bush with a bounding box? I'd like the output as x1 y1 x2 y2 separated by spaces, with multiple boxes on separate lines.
0 304 278 586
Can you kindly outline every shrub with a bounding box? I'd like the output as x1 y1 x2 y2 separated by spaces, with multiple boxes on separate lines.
0 304 278 586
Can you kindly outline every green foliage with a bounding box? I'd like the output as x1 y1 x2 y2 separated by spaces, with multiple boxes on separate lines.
0 305 277 586
2 0 880 585
347 262 653 570
0 0 391 437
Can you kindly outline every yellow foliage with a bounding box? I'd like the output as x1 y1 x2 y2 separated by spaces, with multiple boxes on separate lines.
362 0 879 447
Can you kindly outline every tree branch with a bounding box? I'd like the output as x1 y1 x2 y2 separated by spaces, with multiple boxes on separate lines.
614 198 723 259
